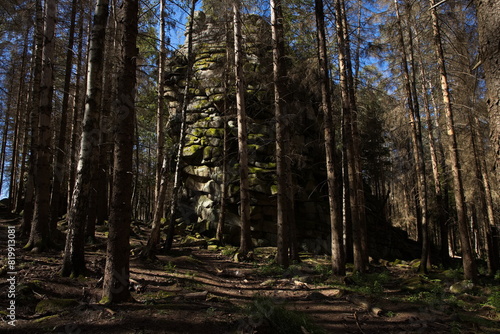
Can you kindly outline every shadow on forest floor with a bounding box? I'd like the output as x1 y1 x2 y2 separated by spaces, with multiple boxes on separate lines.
1 214 499 333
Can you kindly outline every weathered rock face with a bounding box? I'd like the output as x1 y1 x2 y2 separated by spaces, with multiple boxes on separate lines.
163 11 329 248
164 11 420 260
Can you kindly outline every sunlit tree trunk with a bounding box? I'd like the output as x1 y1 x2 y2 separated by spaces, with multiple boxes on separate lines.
67 10 87 211
62 0 109 277
429 0 477 281
474 0 500 275
394 0 430 273
233 0 251 257
163 0 198 252
216 13 232 243
155 0 166 203
474 0 500 182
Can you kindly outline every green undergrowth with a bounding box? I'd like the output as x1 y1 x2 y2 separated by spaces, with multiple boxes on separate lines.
347 271 391 296
242 296 326 334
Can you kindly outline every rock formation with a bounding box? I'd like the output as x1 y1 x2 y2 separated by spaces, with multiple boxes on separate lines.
163 11 420 261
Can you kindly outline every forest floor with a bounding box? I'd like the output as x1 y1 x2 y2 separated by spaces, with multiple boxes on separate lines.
1 211 500 334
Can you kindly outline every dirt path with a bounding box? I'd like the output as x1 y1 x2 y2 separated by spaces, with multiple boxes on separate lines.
1 217 498 333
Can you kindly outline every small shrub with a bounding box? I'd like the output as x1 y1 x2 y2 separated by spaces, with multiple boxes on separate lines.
163 262 176 273
258 263 286 277
486 290 500 310
221 245 237 257
243 296 326 334
348 271 390 296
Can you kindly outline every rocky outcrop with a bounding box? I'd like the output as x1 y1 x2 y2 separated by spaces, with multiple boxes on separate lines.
163 11 420 260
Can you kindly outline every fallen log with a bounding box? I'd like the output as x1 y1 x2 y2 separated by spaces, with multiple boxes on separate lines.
346 294 384 316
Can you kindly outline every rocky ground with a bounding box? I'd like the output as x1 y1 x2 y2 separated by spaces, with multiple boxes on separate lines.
1 213 499 334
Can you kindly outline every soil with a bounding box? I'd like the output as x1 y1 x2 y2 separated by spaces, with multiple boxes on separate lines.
1 213 499 334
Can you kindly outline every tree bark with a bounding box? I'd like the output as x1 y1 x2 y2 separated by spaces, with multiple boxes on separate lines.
155 0 166 202
233 0 252 256
429 0 477 281
315 0 345 276
102 0 138 303
394 0 430 273
164 0 198 252
474 0 500 182
335 0 368 272
26 0 58 252
62 0 109 277
271 0 290 267
21 0 44 237
50 0 78 231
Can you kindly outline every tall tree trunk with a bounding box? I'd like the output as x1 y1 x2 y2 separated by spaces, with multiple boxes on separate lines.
315 0 345 276
21 0 44 236
474 0 500 274
163 0 198 252
233 0 252 257
26 0 58 252
155 0 166 202
335 0 368 272
474 0 500 182
62 0 109 278
470 113 499 275
0 71 14 196
67 10 87 210
429 0 477 281
216 17 232 243
96 2 119 226
102 0 138 303
412 15 450 265
394 0 430 273
9 31 30 210
50 0 78 231
271 0 290 267
141 0 174 258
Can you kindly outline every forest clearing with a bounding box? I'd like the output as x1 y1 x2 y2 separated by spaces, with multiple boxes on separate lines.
1 211 500 333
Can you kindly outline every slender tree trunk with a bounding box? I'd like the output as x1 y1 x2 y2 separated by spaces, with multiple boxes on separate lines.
9 31 30 209
102 0 138 303
0 71 13 196
429 0 477 281
216 20 232 243
96 4 119 226
394 0 430 273
335 0 367 272
67 11 86 210
474 0 500 274
271 0 290 267
62 0 109 277
316 0 345 276
50 0 78 231
21 0 44 236
233 0 252 257
156 0 166 201
141 0 172 258
470 113 499 275
163 0 198 252
474 0 500 182
26 0 58 252
412 19 450 265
